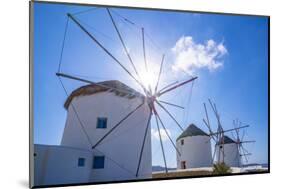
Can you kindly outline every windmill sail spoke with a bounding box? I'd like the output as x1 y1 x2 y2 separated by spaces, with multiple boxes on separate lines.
154 54 165 93
136 110 153 177
58 17 69 73
67 13 148 95
154 111 181 157
92 102 145 149
203 119 217 141
142 27 148 72
156 101 184 131
141 27 153 93
241 130 246 142
240 146 249 163
155 114 168 173
241 140 256 144
203 103 211 129
56 72 142 97
106 8 140 80
212 145 217 163
58 77 94 147
159 100 184 109
158 81 179 93
157 77 198 97
210 125 250 136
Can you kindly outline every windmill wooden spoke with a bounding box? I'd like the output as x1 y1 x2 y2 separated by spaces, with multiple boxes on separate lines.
203 103 217 141
158 81 179 93
240 140 256 144
210 125 250 136
92 102 145 149
136 109 152 177
67 13 148 95
58 17 69 73
154 113 168 173
203 103 211 129
107 8 140 80
240 146 249 162
141 27 153 93
156 100 184 131
203 119 217 141
159 100 184 109
208 99 219 120
212 145 218 162
157 77 198 97
241 145 250 155
242 153 252 156
241 130 246 142
56 72 142 97
142 27 148 72
58 77 94 147
154 54 165 93
154 110 181 157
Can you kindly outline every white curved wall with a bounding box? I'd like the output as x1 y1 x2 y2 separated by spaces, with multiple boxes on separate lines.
216 143 241 167
176 135 212 169
60 92 152 182
34 144 93 186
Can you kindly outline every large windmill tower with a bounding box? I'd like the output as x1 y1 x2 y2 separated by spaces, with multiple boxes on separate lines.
60 81 152 181
176 123 212 169
34 7 198 186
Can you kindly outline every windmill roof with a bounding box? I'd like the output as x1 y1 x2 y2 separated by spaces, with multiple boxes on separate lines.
64 80 143 109
217 135 236 145
176 124 208 141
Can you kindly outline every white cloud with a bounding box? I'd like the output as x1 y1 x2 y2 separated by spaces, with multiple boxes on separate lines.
151 128 171 142
171 36 228 75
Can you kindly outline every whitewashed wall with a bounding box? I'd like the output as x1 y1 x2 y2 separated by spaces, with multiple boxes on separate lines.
34 144 93 186
60 92 152 182
216 143 241 167
176 135 212 169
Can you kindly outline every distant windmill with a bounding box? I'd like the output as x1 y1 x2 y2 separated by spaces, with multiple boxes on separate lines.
202 99 251 166
231 119 255 167
56 7 197 177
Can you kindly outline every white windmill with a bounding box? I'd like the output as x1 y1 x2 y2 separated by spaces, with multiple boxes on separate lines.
231 119 255 167
40 7 198 184
202 99 253 168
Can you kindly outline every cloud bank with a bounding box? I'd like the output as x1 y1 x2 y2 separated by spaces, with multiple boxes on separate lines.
171 36 228 75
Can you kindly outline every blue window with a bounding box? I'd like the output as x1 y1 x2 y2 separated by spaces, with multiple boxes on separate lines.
78 158 85 167
96 117 107 129
93 156 105 169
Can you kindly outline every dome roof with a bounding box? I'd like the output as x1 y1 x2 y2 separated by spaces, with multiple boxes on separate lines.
177 123 208 141
217 135 236 145
64 80 143 109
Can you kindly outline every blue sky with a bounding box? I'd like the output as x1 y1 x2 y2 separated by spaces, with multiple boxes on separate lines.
33 2 268 167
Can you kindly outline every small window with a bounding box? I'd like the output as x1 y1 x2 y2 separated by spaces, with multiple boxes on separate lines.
93 156 105 169
96 117 107 129
78 158 85 167
181 139 184 145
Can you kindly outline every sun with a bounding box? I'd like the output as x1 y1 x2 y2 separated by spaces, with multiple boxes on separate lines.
140 70 157 91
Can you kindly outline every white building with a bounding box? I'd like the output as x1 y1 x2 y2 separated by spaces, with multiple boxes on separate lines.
176 124 212 169
216 135 241 167
33 80 152 186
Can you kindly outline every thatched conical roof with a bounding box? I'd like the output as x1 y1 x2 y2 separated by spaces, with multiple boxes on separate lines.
177 123 208 141
217 135 236 145
64 80 143 109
